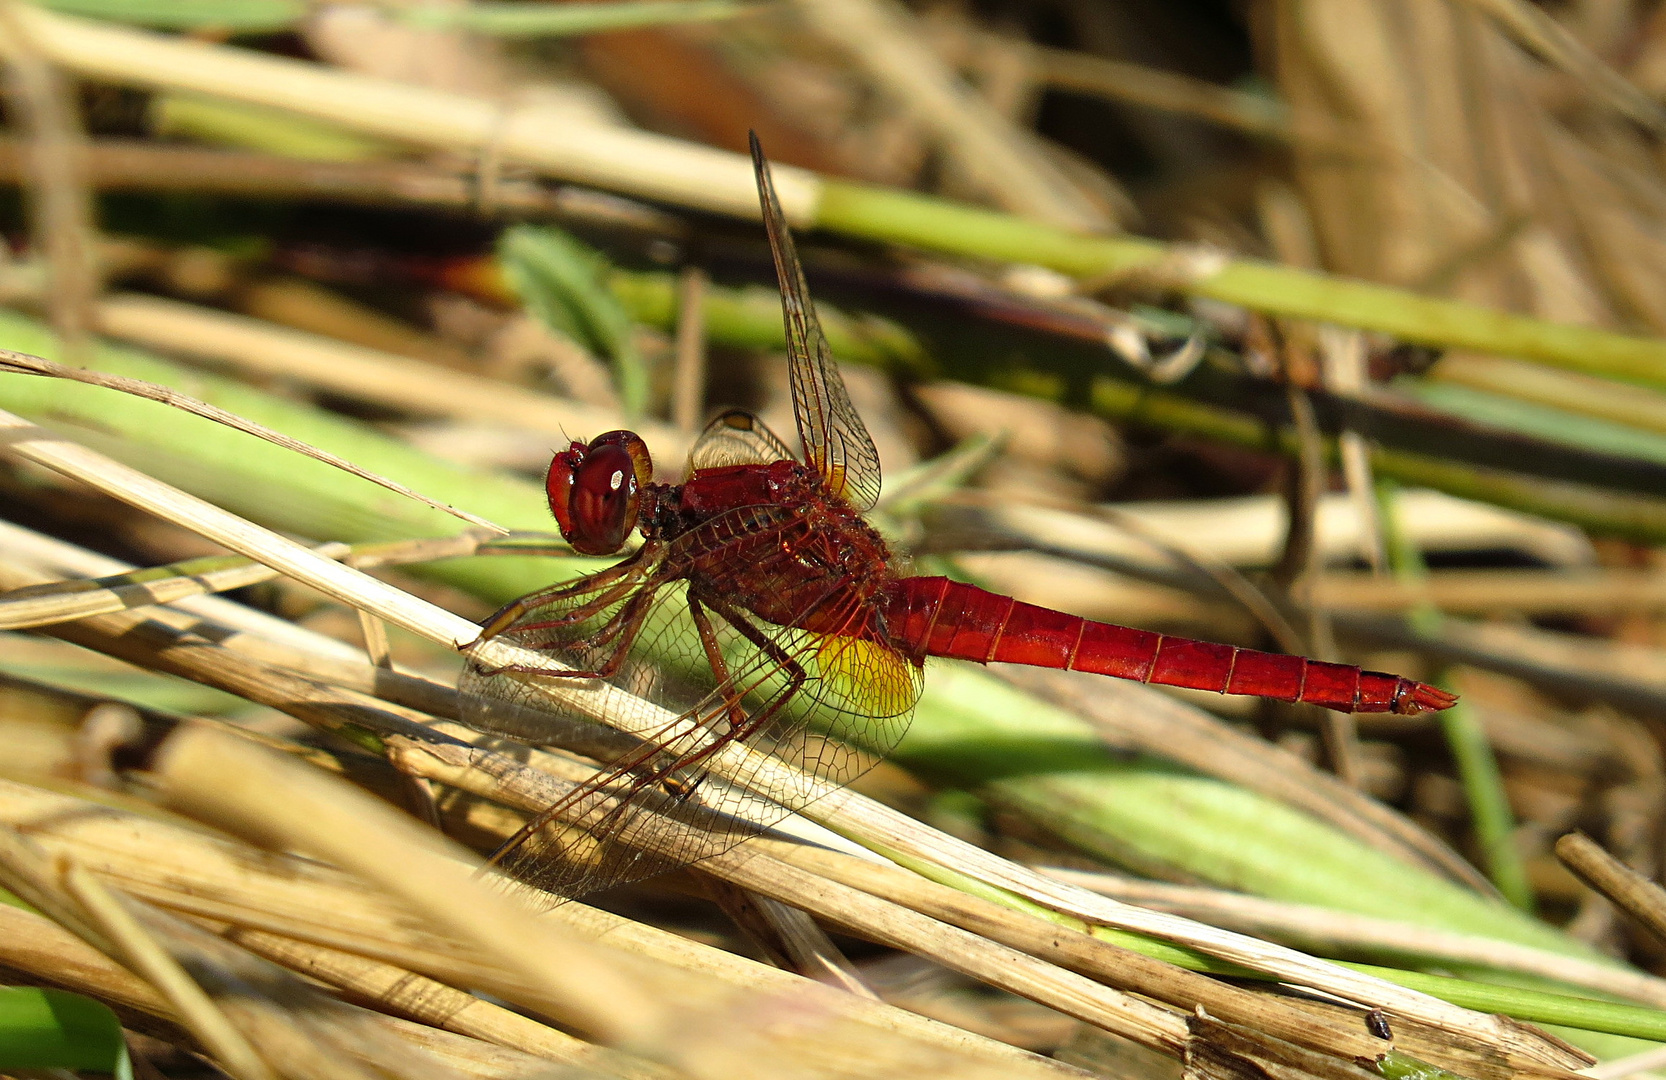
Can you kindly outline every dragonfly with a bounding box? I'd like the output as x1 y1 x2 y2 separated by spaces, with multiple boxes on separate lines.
462 133 1457 900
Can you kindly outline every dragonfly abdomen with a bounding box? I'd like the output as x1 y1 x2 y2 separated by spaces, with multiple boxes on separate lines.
879 576 1454 716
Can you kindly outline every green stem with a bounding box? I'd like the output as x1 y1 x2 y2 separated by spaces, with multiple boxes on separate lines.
1378 481 1532 911
1338 962 1666 1041
1438 700 1531 909
1090 376 1666 544
32 0 750 35
815 180 1666 387
396 0 749 35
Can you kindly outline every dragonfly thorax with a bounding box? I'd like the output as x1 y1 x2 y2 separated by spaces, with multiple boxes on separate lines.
651 459 897 627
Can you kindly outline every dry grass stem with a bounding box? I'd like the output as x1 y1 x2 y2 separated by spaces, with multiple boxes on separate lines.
119 903 527 1080
671 265 708 434
1555 833 1666 950
791 0 1111 230
1317 327 1385 573
1363 616 1666 717
768 844 1592 1080
1306 568 1666 616
0 778 1078 1078
365 1018 605 1080
418 738 1192 1054
0 825 276 1079
0 0 99 358
0 405 493 649
0 137 587 217
0 899 176 1019
948 490 1593 579
0 518 375 664
216 923 664 1078
1040 869 1666 1011
702 877 879 998
1030 42 1289 141
83 293 687 462
1585 1043 1666 1080
57 858 277 1080
0 541 352 630
354 609 393 670
153 724 675 1048
810 785 1583 1065
0 896 537 1080
1451 0 1666 136
14 6 823 223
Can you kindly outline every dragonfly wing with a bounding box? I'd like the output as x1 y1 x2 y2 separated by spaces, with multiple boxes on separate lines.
460 538 919 900
461 572 748 899
686 408 797 473
749 132 883 511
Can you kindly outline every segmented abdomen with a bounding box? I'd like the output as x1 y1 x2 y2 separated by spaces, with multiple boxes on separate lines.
877 576 1454 716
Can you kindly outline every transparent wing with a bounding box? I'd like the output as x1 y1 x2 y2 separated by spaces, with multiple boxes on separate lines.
686 408 797 474
460 528 920 900
750 132 883 511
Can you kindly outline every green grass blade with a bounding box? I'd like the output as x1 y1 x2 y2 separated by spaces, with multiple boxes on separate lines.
153 92 401 162
1404 381 1666 468
32 0 301 31
1090 376 1666 545
1340 963 1666 1042
0 987 129 1074
499 226 650 418
398 0 750 36
1378 481 1531 910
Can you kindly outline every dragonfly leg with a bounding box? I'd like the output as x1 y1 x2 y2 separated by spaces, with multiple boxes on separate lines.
686 596 751 733
470 582 661 679
696 594 811 740
473 545 658 644
501 576 644 641
551 595 813 826
487 604 814 886
579 584 663 679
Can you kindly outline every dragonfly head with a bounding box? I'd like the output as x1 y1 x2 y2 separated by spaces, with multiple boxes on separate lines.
546 430 653 555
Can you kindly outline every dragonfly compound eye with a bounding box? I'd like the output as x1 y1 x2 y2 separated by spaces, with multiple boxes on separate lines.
545 431 653 556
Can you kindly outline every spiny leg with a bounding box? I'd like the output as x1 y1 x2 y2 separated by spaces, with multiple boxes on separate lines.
495 576 645 648
475 545 657 643
478 570 633 642
485 658 736 878
633 593 813 791
490 598 824 882
481 587 675 871
570 577 670 663
540 594 811 844
687 595 750 733
475 581 662 680
702 593 814 739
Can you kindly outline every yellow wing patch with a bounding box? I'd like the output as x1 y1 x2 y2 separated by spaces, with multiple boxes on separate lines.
814 634 920 720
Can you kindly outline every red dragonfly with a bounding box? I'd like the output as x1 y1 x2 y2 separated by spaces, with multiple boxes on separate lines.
465 134 1456 899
